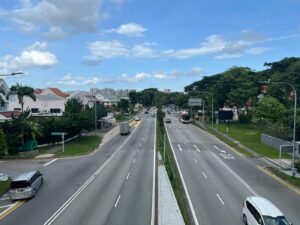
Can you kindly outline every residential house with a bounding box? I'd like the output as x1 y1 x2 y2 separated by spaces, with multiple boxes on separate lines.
95 93 119 108
0 111 21 122
40 87 69 98
67 92 98 109
0 79 10 112
8 94 66 117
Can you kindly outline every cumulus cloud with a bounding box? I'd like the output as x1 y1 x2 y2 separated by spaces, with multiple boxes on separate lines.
119 72 151 82
44 26 68 40
106 23 146 37
0 41 57 73
84 40 129 65
2 0 103 36
56 73 111 86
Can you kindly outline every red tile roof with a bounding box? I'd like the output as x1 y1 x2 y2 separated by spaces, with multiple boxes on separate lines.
0 111 21 118
48 88 69 98
34 88 44 94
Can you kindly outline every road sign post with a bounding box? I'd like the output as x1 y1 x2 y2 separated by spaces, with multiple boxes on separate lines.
51 132 66 153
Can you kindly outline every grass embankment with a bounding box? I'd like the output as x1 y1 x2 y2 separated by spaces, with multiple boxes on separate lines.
204 123 291 159
157 121 192 225
268 167 300 187
56 135 101 157
0 179 11 196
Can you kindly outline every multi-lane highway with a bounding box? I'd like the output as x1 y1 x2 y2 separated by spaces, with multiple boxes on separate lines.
165 112 300 225
0 111 156 225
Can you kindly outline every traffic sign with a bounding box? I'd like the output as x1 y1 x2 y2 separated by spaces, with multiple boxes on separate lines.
188 98 203 106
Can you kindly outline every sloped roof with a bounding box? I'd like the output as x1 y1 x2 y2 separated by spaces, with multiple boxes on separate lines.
34 88 44 94
48 88 69 98
0 111 21 118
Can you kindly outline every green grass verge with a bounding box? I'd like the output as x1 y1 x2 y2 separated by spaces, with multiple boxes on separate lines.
205 123 291 159
268 167 300 187
56 136 101 157
0 179 11 196
156 122 192 225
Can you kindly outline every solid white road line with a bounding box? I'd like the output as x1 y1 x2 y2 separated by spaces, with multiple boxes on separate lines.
202 171 208 179
194 145 201 152
133 158 136 164
0 204 13 209
114 195 121 207
177 144 183 152
193 158 198 164
43 158 58 167
216 194 225 205
151 117 156 225
214 145 221 151
126 172 130 180
165 126 200 225
211 152 258 196
43 127 138 225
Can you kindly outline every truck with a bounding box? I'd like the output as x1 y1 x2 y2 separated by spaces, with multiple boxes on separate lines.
119 122 130 135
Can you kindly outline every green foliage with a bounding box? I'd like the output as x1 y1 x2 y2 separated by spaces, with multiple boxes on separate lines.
157 108 165 127
118 99 129 113
7 83 36 112
239 112 252 124
64 98 83 115
252 96 286 122
128 90 140 105
0 129 8 156
140 88 159 107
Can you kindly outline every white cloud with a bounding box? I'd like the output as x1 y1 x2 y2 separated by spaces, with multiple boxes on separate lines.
2 0 103 36
110 0 126 6
246 47 271 55
119 72 151 82
84 40 129 65
153 72 168 79
106 23 146 37
0 41 57 73
56 73 111 86
132 44 157 57
188 67 203 76
44 26 68 40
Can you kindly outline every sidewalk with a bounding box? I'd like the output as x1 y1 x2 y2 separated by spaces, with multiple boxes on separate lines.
158 153 184 225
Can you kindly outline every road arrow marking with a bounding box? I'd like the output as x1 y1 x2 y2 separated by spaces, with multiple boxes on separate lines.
178 144 183 152
194 145 201 152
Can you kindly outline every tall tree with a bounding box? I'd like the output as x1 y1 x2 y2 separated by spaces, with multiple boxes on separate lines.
7 83 36 112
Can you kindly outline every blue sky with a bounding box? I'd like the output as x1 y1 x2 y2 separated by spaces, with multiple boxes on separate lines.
0 0 300 92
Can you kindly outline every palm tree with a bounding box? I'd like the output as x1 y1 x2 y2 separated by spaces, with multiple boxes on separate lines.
7 83 36 112
6 84 36 146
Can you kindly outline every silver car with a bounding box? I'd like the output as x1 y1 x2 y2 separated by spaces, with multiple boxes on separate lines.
9 171 43 200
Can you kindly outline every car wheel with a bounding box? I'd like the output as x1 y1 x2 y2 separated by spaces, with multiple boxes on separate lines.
243 214 248 225
33 189 36 198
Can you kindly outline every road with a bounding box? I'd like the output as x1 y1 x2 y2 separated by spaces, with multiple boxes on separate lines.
0 111 156 225
165 113 300 225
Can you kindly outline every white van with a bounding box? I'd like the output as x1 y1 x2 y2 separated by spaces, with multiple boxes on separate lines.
243 196 292 225
9 171 43 200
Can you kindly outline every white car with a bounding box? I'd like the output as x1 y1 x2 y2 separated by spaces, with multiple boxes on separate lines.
243 196 292 225
135 116 141 121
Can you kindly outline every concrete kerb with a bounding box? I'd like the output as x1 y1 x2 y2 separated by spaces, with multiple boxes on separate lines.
158 152 185 225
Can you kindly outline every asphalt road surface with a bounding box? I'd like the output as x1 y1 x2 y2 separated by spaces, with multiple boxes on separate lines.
1 111 156 225
165 113 300 225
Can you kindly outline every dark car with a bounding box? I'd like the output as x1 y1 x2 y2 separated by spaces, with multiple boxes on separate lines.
165 118 171 123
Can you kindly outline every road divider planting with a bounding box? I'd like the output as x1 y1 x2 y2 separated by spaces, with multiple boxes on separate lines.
156 113 192 225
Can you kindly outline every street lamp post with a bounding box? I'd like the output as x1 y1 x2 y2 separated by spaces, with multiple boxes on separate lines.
259 80 298 176
0 71 24 77
192 87 214 127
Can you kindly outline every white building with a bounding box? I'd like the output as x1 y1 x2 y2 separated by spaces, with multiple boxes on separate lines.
0 79 10 112
95 93 119 107
8 94 66 116
67 92 98 109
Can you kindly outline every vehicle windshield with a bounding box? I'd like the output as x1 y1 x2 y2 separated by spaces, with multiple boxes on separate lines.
10 180 30 189
263 216 290 225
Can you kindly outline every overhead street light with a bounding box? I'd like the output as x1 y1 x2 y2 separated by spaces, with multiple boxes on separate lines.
259 80 298 176
0 71 24 77
192 86 214 127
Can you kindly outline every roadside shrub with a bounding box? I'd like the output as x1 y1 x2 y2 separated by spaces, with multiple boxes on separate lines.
0 129 8 157
239 112 252 124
